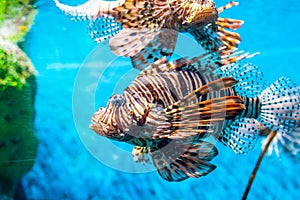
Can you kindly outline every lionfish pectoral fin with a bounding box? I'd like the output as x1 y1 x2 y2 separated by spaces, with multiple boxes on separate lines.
258 77 300 135
132 146 152 165
109 28 160 59
88 16 123 43
215 62 266 98
158 96 246 139
130 29 178 70
151 140 218 182
220 118 260 154
159 77 246 139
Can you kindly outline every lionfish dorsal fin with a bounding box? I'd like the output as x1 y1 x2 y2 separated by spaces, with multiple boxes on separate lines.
220 118 260 154
152 140 218 181
140 48 254 77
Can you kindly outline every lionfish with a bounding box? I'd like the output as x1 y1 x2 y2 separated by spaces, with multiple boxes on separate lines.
90 51 300 181
55 0 245 69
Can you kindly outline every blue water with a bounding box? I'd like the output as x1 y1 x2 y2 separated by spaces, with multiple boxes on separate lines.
21 0 300 199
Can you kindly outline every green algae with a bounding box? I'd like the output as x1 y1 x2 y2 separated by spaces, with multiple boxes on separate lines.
0 0 38 198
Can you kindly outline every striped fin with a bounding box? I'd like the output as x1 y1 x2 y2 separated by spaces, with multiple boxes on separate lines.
168 77 238 104
152 140 218 181
158 96 245 139
148 78 245 139
113 0 170 30
88 15 123 43
216 62 266 97
130 29 178 69
140 49 254 77
258 77 300 135
215 1 243 51
109 28 161 57
220 118 260 154
191 1 243 53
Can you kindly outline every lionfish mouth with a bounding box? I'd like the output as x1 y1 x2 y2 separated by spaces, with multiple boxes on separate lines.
90 107 121 139
90 108 106 136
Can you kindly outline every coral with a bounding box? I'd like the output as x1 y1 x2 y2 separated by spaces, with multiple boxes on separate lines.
0 0 37 42
0 39 38 198
0 1 38 198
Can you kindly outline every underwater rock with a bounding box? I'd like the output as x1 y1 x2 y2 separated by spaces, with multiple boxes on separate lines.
0 39 38 199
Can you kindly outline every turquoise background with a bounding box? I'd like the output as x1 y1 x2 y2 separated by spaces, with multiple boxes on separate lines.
21 0 300 199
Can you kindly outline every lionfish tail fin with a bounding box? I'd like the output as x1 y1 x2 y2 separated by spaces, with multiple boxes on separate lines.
220 118 260 154
55 0 124 43
258 77 300 134
54 0 102 21
152 141 218 181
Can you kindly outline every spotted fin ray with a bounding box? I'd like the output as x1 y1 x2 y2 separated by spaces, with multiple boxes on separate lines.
216 62 265 98
151 140 218 181
54 0 122 21
88 16 123 43
220 118 260 154
258 77 300 135
54 0 99 21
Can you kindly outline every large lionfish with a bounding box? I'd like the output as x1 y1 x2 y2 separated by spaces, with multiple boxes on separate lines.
90 51 300 181
55 0 245 69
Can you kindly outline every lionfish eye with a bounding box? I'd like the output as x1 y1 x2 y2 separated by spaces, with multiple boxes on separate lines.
111 97 123 107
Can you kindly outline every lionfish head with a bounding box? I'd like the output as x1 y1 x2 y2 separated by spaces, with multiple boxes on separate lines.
182 0 217 26
90 94 129 141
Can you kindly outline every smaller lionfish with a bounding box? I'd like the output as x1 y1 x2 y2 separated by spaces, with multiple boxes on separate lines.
55 0 244 69
90 51 300 181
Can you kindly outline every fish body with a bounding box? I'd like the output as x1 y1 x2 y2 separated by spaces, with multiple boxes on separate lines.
89 51 300 181
90 66 243 181
55 0 244 69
